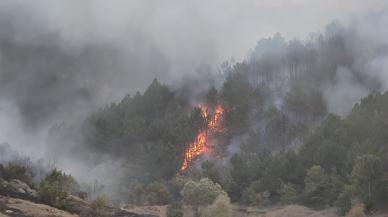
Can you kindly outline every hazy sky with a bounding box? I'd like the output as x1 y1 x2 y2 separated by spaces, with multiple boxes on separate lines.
4 0 387 73
35 0 388 64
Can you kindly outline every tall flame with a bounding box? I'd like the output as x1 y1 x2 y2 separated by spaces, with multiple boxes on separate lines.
180 105 224 172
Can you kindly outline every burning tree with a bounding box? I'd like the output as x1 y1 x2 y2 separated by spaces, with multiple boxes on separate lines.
180 105 224 172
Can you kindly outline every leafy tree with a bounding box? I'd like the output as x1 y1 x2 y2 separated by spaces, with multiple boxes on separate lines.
221 72 262 134
301 165 343 208
206 87 219 107
350 154 386 210
182 178 227 217
203 194 232 217
201 161 220 184
336 185 353 215
301 165 330 207
229 154 250 200
283 86 326 120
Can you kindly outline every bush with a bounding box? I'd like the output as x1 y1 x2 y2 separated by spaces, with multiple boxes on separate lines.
182 178 227 217
241 186 260 205
279 182 299 204
350 154 385 210
130 182 172 205
336 185 353 215
38 169 79 208
0 163 33 186
203 194 232 217
0 177 7 192
91 195 110 216
80 195 111 217
167 201 184 217
145 182 172 205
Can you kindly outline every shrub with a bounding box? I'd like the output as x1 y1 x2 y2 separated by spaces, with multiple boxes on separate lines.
130 182 172 205
0 177 7 192
182 178 227 217
0 163 33 186
241 186 260 205
336 185 353 215
38 169 78 208
203 194 233 217
279 182 299 204
350 154 385 210
167 201 184 217
91 195 110 216
80 195 111 217
145 182 172 205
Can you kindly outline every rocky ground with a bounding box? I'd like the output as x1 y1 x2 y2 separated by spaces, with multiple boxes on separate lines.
0 179 157 217
1 179 387 217
0 195 77 217
124 204 341 217
2 196 388 217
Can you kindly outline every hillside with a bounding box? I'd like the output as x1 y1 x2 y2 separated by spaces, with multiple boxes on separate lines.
0 195 77 217
1 5 388 217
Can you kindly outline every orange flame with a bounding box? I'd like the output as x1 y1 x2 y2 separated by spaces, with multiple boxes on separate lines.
180 105 224 172
208 105 224 132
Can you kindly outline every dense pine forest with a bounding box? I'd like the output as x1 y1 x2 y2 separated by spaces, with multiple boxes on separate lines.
39 22 388 215
1 3 388 216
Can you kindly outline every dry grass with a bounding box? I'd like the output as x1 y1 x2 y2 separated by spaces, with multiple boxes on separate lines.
124 205 167 217
233 205 338 217
346 204 366 217
0 195 78 217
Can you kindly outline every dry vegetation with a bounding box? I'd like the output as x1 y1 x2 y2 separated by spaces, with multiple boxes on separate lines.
0 195 78 217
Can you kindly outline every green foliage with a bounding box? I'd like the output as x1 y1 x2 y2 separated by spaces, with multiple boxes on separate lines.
278 182 299 204
336 185 353 215
298 93 388 210
38 169 78 208
171 175 190 191
283 86 326 119
0 177 7 192
350 154 386 210
0 163 33 186
90 195 110 217
223 93 388 211
166 201 184 217
221 72 262 134
144 182 172 205
201 161 220 184
131 182 171 205
182 178 227 217
301 165 337 208
203 194 233 217
82 79 201 179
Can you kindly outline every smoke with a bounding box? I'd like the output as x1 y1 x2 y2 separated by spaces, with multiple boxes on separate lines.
323 67 369 116
0 1 387 130
0 0 388 198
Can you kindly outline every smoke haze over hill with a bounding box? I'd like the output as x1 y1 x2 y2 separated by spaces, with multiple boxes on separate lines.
1 1 388 198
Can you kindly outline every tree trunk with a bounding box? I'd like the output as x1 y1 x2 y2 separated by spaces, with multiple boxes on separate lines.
194 205 200 217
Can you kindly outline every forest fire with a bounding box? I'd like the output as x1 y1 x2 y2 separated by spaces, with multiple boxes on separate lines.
180 105 224 172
